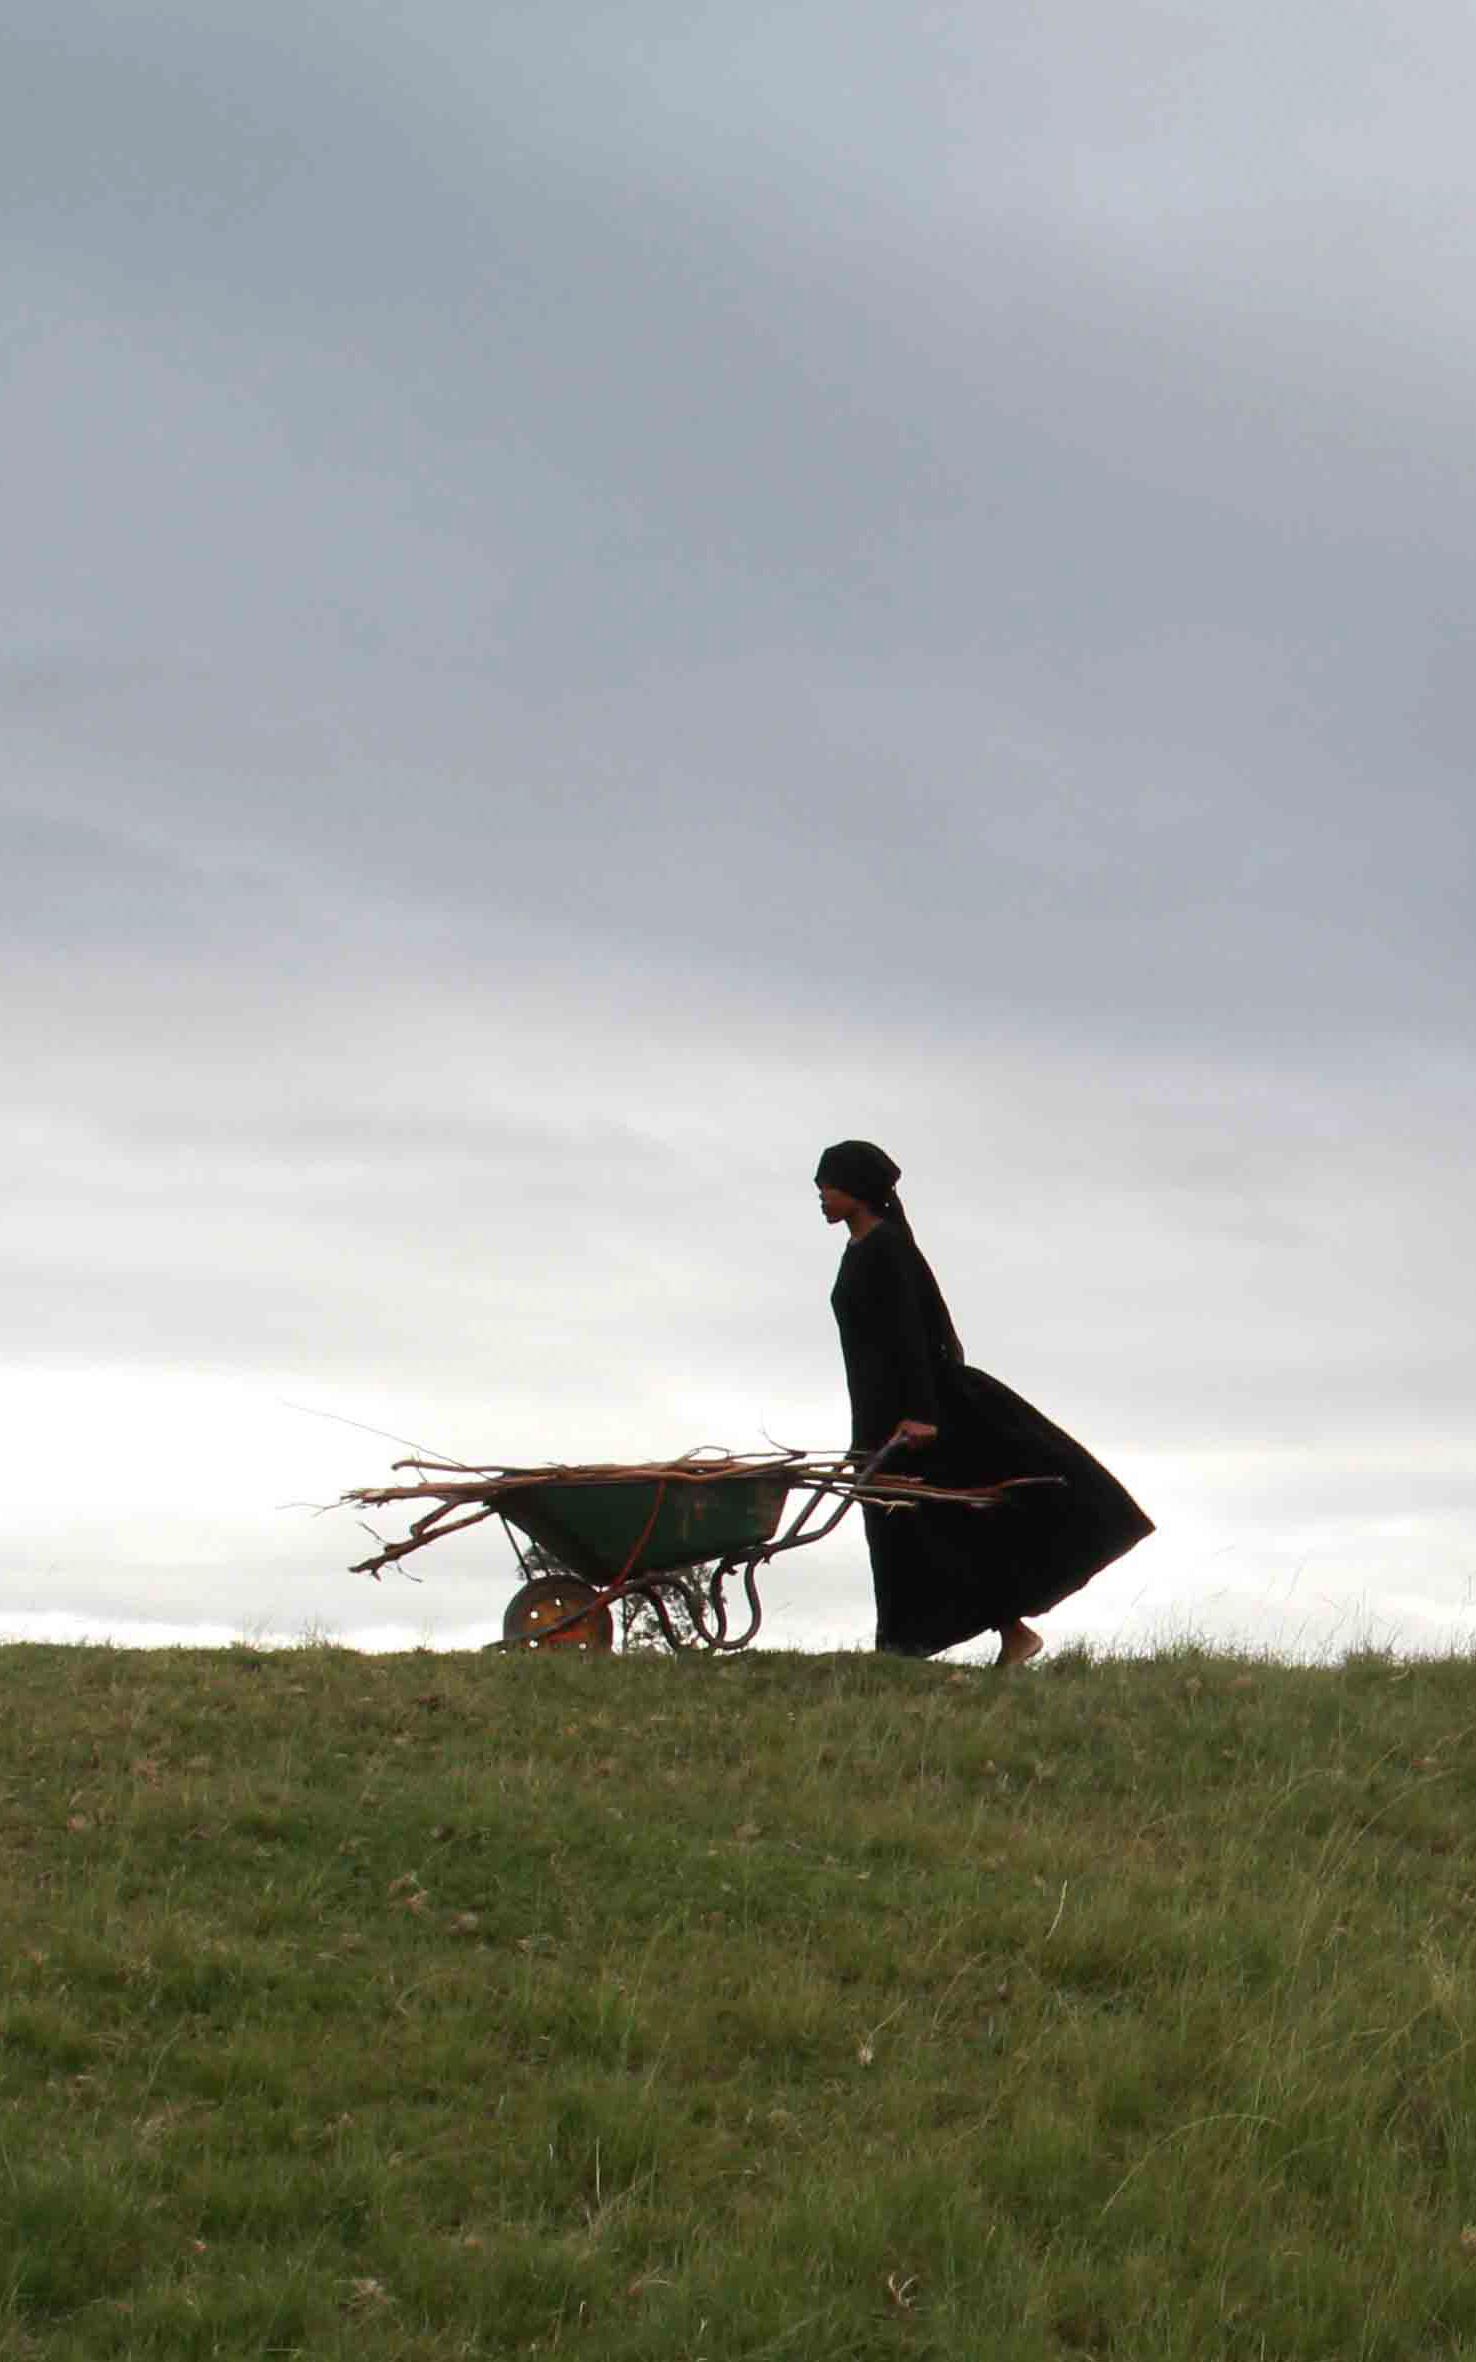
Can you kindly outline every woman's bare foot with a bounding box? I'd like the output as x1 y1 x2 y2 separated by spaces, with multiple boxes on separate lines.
996 1621 1043 1668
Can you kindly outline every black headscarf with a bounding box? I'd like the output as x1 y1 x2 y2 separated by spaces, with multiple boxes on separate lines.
814 1139 903 1215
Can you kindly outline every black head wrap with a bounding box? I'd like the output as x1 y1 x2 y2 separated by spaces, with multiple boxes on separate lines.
814 1140 902 1214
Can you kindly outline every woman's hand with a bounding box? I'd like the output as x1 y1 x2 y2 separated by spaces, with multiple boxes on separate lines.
892 1420 939 1448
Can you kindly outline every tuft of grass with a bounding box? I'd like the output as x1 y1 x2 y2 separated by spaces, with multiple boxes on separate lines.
3 1639 1476 2356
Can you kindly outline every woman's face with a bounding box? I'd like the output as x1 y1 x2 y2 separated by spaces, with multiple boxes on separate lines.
818 1183 866 1225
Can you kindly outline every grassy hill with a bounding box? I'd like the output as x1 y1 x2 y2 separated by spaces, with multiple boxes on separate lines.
3 1639 1475 2359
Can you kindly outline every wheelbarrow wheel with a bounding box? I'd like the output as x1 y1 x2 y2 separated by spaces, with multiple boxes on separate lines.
502 1574 614 1652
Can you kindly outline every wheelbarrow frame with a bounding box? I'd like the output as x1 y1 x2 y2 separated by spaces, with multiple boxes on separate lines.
494 1441 908 1653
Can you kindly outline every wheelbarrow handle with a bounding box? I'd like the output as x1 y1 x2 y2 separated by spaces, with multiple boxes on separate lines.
761 1434 907 1557
852 1435 909 1485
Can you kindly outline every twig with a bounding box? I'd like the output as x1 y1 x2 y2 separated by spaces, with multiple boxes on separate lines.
349 1501 500 1577
281 1399 474 1470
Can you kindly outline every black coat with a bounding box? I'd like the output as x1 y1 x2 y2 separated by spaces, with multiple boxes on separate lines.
831 1221 1153 1653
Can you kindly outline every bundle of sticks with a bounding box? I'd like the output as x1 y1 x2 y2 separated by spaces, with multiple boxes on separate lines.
340 1445 1038 1581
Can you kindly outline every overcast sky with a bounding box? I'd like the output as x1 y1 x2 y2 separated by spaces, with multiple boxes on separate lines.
5 0 1473 1658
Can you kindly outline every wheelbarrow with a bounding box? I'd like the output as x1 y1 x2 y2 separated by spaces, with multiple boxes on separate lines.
344 1447 1040 1655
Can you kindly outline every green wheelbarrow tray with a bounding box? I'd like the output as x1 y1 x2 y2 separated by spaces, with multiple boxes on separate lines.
499 1470 792 1588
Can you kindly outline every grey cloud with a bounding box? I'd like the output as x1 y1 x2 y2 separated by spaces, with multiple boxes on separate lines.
0 808 296 953
78 1105 673 1170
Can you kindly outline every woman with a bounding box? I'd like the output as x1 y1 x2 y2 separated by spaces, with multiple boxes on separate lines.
816 1139 1152 1665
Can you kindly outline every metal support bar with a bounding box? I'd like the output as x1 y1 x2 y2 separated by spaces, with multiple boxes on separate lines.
759 1437 905 1558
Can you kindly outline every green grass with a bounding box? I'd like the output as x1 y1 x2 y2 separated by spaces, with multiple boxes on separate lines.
4 1639 1476 2357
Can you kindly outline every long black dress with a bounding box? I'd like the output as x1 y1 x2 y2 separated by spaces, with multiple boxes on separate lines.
831 1220 1153 1655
